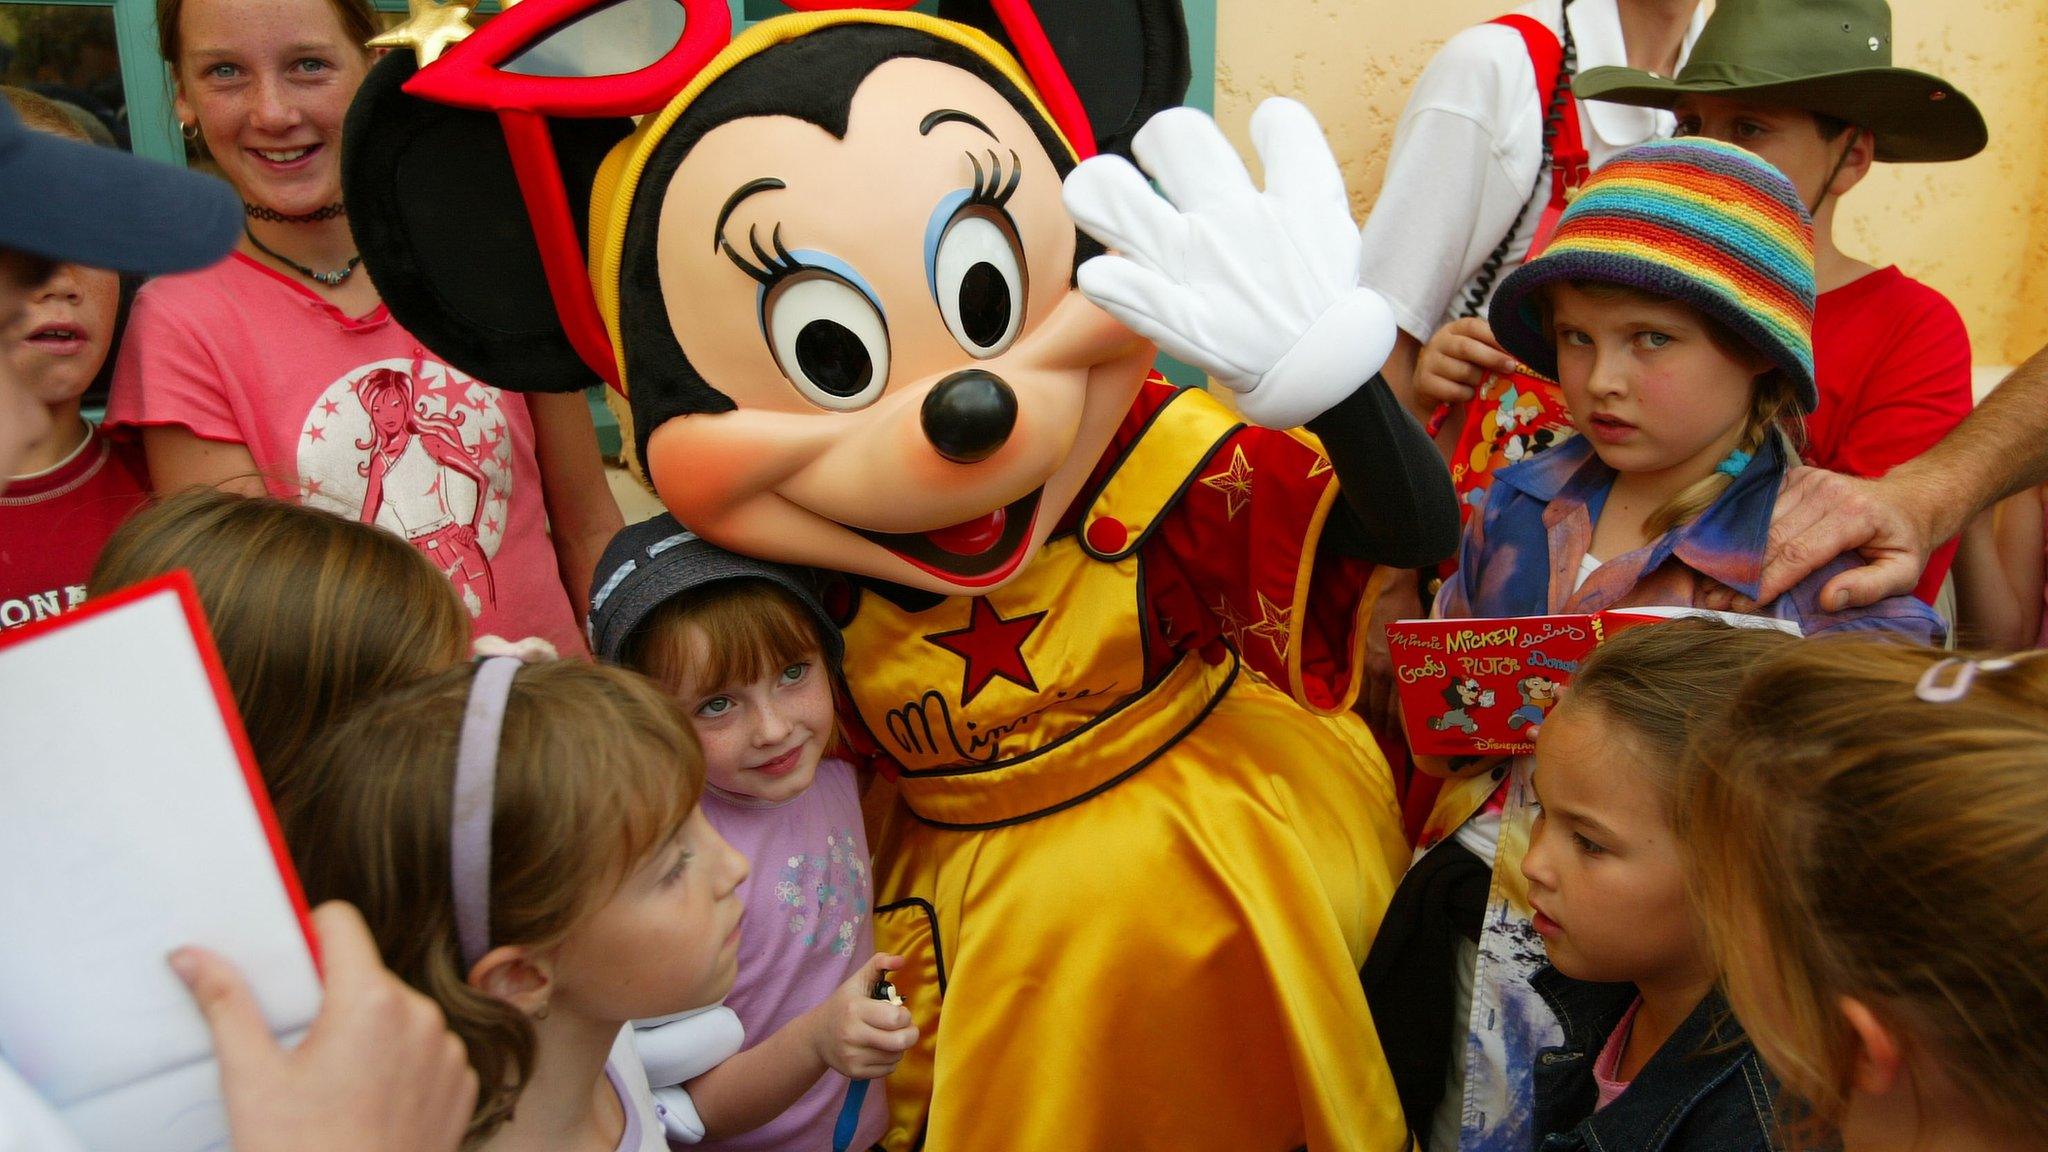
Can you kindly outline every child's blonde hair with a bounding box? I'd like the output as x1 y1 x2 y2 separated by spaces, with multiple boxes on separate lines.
1684 640 2048 1142
622 579 830 694
89 489 469 802
2 87 89 142
1561 617 1799 821
290 659 706 1142
1547 280 1806 537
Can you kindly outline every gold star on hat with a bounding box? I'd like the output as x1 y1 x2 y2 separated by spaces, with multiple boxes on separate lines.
368 0 478 68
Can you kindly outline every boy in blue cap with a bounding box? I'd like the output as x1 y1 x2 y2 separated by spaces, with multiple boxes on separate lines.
0 96 237 487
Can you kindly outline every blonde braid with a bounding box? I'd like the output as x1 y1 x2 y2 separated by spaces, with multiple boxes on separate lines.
1641 373 1804 538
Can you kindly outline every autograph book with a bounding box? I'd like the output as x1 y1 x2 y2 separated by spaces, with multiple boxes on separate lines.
1390 607 1800 757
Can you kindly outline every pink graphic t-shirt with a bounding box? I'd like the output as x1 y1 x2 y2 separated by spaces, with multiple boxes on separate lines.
700 757 885 1152
107 254 583 656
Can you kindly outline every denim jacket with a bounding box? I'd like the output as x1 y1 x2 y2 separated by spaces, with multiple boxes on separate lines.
1532 967 1781 1152
1438 433 1945 640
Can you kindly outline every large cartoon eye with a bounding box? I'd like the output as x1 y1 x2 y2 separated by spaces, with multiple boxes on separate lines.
764 271 891 411
933 207 1026 359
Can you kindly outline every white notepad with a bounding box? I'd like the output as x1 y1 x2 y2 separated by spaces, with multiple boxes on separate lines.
0 573 321 1152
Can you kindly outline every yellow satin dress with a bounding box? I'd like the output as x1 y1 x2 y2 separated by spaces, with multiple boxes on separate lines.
841 384 1413 1151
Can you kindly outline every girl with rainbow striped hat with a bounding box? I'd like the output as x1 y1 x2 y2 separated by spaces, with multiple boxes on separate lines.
1364 136 1943 1152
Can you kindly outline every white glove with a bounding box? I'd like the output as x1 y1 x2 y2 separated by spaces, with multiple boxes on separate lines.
1062 97 1397 429
631 1004 746 1143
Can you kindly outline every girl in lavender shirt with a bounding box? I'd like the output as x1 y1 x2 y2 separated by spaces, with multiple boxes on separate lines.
592 515 918 1150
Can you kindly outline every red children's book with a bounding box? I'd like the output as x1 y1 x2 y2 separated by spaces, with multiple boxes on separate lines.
1390 607 1801 757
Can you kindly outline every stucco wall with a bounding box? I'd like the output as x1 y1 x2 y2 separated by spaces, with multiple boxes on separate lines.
1213 0 2048 365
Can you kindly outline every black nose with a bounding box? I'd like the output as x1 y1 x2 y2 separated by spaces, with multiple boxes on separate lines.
921 370 1017 464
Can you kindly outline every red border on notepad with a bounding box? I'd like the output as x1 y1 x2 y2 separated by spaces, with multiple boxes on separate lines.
0 570 324 974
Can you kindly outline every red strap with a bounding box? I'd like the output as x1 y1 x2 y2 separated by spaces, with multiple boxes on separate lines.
1489 13 1587 253
1424 14 1591 438
987 0 1097 160
499 109 622 391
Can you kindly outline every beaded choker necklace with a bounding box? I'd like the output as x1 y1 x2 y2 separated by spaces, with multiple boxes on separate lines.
243 201 348 224
244 225 361 287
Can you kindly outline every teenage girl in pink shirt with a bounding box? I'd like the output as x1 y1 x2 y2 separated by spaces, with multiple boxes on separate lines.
107 0 619 655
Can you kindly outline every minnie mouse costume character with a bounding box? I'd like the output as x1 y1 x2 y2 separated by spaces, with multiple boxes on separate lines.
345 2 1457 1146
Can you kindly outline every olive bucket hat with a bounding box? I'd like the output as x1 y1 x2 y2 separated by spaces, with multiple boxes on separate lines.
1573 0 1986 163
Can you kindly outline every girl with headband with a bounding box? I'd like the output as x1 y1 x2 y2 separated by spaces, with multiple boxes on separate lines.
290 658 750 1150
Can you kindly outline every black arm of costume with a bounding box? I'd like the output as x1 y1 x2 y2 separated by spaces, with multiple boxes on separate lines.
1307 375 1462 568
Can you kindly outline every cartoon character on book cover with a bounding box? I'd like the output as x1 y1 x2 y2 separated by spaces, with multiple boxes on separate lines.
1507 674 1561 730
1428 676 1493 734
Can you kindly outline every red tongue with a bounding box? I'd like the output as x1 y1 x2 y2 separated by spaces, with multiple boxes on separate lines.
924 507 1008 556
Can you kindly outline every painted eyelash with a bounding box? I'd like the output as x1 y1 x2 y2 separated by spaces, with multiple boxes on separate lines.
967 149 1023 209
721 222 804 288
724 151 1017 288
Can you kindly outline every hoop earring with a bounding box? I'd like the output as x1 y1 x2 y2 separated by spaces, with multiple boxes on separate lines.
181 122 199 141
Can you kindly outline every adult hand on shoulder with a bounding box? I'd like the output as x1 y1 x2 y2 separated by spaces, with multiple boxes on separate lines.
1063 98 1396 429
170 901 477 1152
1413 317 1517 409
1754 465 1937 611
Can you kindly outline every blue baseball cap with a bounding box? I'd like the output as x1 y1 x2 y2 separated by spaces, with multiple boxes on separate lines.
0 100 239 274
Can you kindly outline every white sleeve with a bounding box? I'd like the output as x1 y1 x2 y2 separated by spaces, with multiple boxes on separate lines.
628 1006 746 1145
632 1004 745 1088
1358 23 1545 342
0 1062 84 1152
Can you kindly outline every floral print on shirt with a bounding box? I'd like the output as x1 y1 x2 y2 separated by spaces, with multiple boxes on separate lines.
774 828 870 956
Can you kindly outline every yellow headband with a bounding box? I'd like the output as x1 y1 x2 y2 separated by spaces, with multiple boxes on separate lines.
587 8 1075 396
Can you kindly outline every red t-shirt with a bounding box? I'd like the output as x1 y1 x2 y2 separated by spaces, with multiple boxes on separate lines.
0 425 150 630
1807 266 1972 603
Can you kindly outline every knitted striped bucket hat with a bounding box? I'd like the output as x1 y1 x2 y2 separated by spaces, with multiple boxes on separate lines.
1488 137 1818 412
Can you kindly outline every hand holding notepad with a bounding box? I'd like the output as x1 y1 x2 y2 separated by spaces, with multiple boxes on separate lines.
168 902 476 1152
0 573 478 1152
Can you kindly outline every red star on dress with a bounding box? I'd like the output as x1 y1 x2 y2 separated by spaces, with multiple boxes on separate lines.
304 423 325 443
320 398 342 417
300 477 323 497
1199 444 1255 519
485 517 500 536
1248 590 1291 661
923 598 1048 706
1212 595 1251 649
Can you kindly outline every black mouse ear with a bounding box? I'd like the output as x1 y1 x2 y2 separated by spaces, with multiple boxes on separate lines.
344 50 632 393
936 0 1188 159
